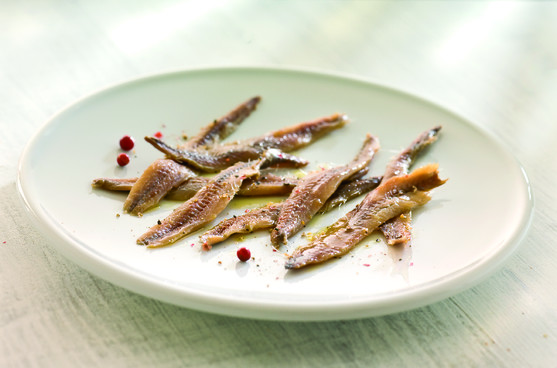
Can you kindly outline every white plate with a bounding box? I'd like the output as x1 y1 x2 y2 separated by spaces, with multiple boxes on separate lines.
17 67 532 321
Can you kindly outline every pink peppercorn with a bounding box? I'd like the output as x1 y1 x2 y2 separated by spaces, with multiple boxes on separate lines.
119 135 135 151
237 247 251 262
153 131 163 139
117 153 130 166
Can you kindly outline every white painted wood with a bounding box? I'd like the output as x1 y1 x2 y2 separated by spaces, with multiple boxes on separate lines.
1 1 556 366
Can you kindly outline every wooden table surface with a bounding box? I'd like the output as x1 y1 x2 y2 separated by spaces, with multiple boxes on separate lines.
2 1 556 366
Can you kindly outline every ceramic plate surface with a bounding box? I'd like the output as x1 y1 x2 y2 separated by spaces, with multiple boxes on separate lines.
17 67 532 320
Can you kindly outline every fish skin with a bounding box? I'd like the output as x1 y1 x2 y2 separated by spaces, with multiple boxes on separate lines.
92 173 299 200
123 159 196 215
200 203 282 250
183 96 261 150
270 134 380 245
382 126 441 181
122 97 261 215
317 176 382 213
145 113 347 172
92 177 138 191
146 137 308 172
199 176 381 248
137 159 264 248
224 113 348 152
197 136 380 249
379 212 413 245
285 164 447 269
379 126 442 245
234 173 298 197
166 173 299 200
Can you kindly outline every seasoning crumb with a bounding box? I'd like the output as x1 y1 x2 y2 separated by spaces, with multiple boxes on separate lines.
410 262 414 266
218 261 222 265
376 238 381 242
116 213 120 218
157 220 162 225
363 264 370 267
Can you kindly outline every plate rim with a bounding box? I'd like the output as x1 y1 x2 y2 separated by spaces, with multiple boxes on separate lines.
16 65 534 321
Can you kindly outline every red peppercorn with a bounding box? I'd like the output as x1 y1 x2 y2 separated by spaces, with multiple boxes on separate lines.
119 135 135 151
117 153 130 166
153 131 163 139
236 247 251 262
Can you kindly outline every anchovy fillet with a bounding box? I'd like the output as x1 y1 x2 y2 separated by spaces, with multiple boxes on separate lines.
145 138 308 172
122 97 261 214
271 134 380 245
137 159 264 248
167 172 298 200
200 203 282 250
183 96 261 150
199 135 380 248
199 176 381 248
93 172 299 200
123 159 196 215
379 126 441 245
92 177 138 191
146 113 348 172
318 176 383 213
285 164 447 269
225 113 348 152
